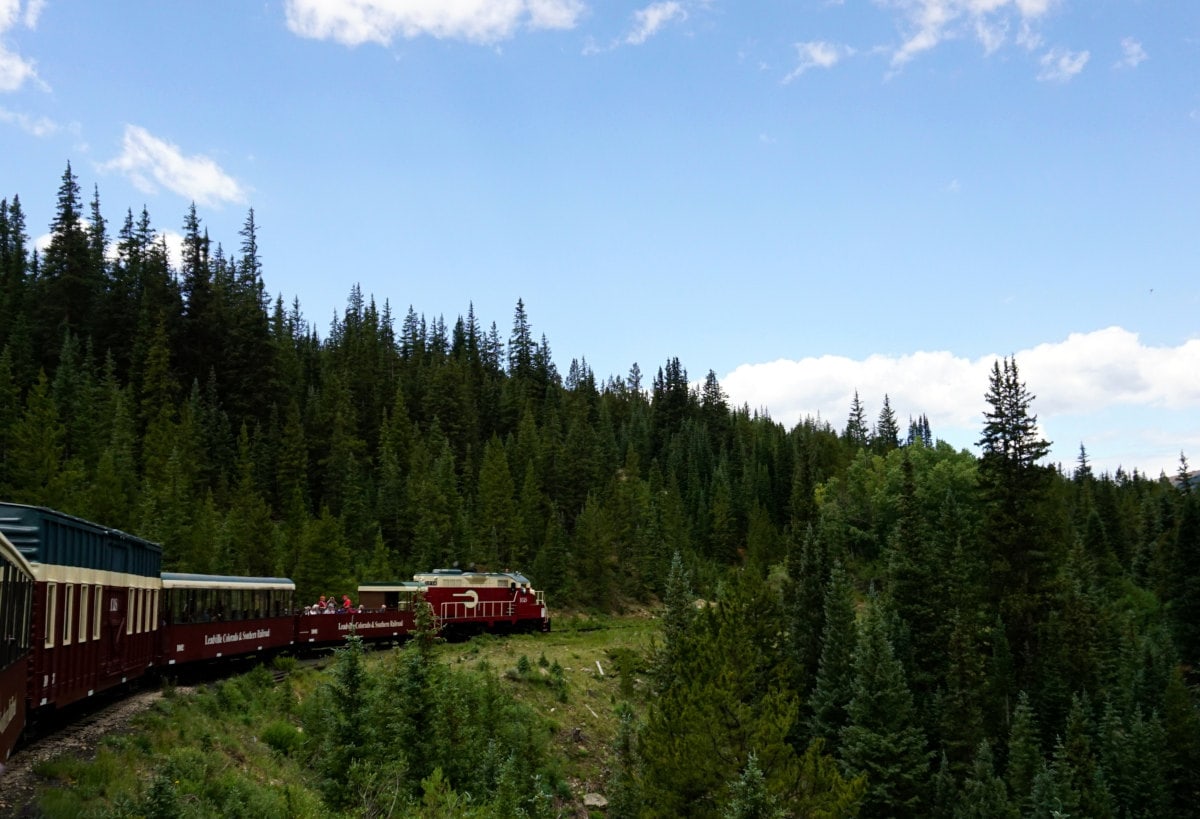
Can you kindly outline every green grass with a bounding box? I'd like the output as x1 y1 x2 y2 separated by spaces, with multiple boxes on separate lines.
30 614 662 816
438 614 659 795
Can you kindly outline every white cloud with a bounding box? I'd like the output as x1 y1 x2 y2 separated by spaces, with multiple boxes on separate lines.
882 0 1059 68
783 41 851 83
0 0 42 92
720 327 1200 476
284 0 584 46
625 2 685 46
0 47 35 91
1115 37 1146 69
102 125 248 208
0 104 54 135
1037 46 1088 82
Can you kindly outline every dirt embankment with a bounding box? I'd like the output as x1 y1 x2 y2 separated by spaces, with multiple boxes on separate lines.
0 689 168 816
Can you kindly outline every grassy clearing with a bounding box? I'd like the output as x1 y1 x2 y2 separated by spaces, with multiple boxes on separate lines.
30 614 660 817
438 613 659 796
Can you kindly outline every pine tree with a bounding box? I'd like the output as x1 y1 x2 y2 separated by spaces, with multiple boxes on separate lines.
976 357 1059 686
639 572 809 817
476 435 520 568
1056 693 1115 818
873 394 900 454
956 740 1017 819
1165 483 1200 666
782 523 827 697
935 610 987 776
36 163 97 364
225 424 278 577
720 752 786 819
9 370 66 504
839 599 929 817
0 346 20 483
1005 690 1042 812
653 550 695 691
844 390 869 450
808 560 857 753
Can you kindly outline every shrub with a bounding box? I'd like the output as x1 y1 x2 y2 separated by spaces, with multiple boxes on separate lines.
261 720 304 757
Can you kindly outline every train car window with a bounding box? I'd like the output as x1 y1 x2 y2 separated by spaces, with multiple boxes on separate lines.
64 584 74 645
23 578 32 652
79 585 89 643
1 566 9 666
1 567 10 667
92 586 102 640
45 583 57 648
126 588 134 635
151 590 159 631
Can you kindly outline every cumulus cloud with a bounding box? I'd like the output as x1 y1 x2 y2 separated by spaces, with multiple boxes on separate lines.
0 104 55 136
720 327 1200 476
883 0 1059 68
625 2 685 45
1037 46 1088 82
1115 37 1146 69
0 0 43 92
284 0 584 46
783 41 851 83
102 125 248 208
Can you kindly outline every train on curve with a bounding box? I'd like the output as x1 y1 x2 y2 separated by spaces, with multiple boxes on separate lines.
0 501 550 765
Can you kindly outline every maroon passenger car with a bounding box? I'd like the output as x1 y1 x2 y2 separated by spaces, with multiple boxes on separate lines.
0 529 34 764
159 573 295 665
0 503 161 718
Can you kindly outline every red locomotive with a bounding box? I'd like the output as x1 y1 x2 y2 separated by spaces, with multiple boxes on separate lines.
0 502 550 765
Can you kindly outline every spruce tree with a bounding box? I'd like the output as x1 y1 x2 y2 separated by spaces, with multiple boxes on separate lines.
808 559 856 753
653 550 695 691
1005 690 1042 812
9 370 66 504
476 434 521 568
37 163 96 363
976 357 1058 686
844 390 869 450
783 523 827 697
873 393 900 454
839 599 929 817
956 740 1017 819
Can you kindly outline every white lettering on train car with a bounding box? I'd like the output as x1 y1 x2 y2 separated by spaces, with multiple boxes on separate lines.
202 629 271 646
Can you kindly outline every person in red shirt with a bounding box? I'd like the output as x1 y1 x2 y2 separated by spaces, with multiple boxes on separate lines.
342 594 353 611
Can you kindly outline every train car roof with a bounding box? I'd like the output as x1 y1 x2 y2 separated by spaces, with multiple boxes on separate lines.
161 572 295 591
412 570 532 585
0 501 162 576
358 581 423 592
0 528 35 578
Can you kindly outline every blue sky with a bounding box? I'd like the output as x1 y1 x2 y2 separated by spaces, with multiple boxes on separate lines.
1 0 1197 477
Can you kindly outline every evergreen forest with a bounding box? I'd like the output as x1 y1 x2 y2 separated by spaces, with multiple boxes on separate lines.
3 165 1200 817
